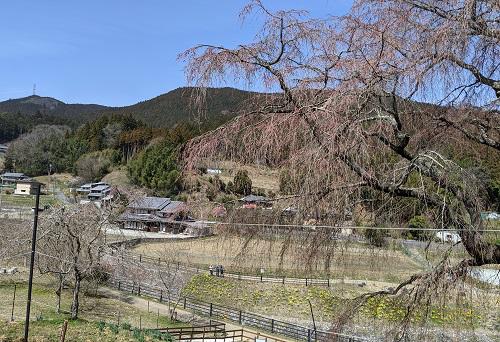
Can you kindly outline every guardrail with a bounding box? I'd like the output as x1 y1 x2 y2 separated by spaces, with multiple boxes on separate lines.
108 277 368 342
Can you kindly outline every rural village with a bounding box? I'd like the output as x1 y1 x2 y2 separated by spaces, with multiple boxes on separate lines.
0 1 499 341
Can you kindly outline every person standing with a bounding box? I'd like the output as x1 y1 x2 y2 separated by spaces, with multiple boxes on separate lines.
209 264 213 276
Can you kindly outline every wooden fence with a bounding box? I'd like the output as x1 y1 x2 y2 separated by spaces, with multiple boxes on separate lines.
108 250 345 288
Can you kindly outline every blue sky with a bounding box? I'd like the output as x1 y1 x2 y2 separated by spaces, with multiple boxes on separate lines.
0 1 352 106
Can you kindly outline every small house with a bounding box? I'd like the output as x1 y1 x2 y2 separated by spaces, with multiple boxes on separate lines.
117 196 189 233
76 182 112 201
239 195 272 209
1 172 29 185
88 184 111 201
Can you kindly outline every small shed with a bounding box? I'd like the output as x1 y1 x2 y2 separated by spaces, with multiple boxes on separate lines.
14 181 44 195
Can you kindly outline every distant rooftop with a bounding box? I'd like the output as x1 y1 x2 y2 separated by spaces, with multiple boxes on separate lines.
90 184 111 191
1 172 27 178
78 182 109 191
128 197 171 210
240 195 270 203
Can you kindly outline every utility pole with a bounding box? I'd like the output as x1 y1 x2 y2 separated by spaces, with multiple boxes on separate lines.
24 182 42 342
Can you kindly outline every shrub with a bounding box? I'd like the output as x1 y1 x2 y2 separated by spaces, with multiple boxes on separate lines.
98 321 106 332
406 215 430 240
108 323 119 334
120 322 132 331
364 228 387 247
233 170 252 195
76 149 119 182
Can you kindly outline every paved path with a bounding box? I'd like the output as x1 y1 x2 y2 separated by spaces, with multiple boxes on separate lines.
105 227 196 239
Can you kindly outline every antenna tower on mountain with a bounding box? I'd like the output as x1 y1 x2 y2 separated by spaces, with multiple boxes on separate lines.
33 84 36 96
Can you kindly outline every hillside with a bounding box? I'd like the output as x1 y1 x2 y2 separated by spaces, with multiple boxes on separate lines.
106 87 259 129
0 87 258 130
0 95 107 124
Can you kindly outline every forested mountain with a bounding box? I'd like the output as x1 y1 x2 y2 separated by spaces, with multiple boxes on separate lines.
0 87 259 143
106 87 259 129
0 95 106 125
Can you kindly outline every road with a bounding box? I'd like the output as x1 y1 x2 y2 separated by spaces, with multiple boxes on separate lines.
105 227 197 239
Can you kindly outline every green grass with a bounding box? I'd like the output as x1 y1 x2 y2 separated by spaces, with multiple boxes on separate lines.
0 193 58 208
0 319 174 342
182 274 489 330
0 277 180 341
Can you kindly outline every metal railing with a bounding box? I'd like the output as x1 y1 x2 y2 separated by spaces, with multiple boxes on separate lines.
108 277 368 342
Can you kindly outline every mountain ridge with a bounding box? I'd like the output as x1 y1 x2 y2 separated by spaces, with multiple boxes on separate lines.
0 87 257 129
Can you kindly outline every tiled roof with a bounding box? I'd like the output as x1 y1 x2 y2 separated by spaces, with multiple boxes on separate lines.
1 172 27 178
159 201 187 214
91 184 111 191
128 197 171 210
239 195 270 202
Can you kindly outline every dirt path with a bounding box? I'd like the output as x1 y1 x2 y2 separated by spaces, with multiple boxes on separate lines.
98 287 294 341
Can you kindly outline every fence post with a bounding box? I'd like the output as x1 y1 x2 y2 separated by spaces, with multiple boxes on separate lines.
282 277 285 285
209 303 213 317
118 281 121 290
132 283 134 294
147 301 150 313
271 319 274 333
160 290 163 302
327 278 330 287
307 329 311 342
10 284 17 322
306 278 308 286
158 257 161 266
183 297 187 309
260 275 263 282
138 284 141 296
238 310 242 324
139 254 142 263
59 320 68 342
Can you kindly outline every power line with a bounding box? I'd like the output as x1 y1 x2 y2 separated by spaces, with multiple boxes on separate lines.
205 221 500 232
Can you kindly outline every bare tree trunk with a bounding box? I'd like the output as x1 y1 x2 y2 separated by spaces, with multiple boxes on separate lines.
56 274 63 314
71 275 81 320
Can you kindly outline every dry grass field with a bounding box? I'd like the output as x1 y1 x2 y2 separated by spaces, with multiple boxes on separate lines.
133 236 422 282
207 161 280 192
